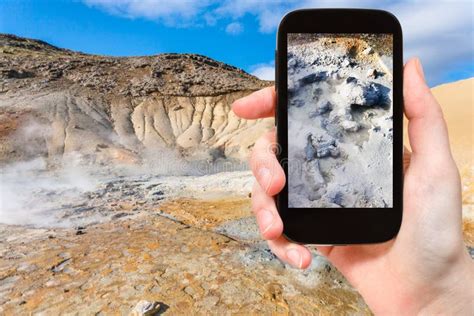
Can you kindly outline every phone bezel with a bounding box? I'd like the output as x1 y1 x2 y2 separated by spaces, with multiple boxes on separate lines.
276 9 403 244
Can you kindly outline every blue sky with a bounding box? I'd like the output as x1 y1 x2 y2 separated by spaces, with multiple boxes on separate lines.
0 0 472 86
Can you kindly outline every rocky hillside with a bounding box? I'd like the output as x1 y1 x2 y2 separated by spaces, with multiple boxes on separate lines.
0 34 272 166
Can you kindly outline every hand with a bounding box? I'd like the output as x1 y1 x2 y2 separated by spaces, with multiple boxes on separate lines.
232 58 474 315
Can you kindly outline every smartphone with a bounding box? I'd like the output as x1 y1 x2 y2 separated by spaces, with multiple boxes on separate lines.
275 9 403 244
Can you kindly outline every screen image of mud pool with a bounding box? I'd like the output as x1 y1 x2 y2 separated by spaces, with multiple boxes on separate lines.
287 33 393 208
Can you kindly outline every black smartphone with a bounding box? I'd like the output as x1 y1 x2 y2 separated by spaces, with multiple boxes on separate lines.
275 9 403 244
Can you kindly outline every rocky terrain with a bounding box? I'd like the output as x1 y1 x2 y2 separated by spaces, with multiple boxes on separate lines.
287 34 393 208
0 34 472 314
0 170 372 315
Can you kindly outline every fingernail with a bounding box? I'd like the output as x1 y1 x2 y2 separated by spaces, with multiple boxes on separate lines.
415 58 425 81
258 167 271 186
258 209 274 235
286 249 302 268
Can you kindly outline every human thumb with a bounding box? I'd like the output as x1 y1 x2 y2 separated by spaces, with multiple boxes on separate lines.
403 58 452 162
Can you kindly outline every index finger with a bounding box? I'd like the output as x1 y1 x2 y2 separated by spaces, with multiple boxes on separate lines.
232 86 276 119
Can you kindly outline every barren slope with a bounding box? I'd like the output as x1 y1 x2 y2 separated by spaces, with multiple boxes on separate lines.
0 34 273 166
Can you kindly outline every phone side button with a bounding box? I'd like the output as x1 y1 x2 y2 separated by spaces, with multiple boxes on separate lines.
275 49 278 127
275 50 278 86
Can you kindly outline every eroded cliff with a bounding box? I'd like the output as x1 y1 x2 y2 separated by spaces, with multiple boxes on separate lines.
0 34 272 166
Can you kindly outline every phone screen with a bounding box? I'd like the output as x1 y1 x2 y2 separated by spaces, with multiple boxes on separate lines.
287 33 393 208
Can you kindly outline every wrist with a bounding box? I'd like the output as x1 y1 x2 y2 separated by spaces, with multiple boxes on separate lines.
417 250 474 315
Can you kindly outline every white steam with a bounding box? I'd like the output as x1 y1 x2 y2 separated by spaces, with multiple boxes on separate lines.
0 158 99 227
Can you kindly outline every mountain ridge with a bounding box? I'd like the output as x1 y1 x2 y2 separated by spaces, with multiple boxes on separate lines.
0 33 270 97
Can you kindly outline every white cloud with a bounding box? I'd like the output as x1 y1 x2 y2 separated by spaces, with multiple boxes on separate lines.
390 1 474 84
225 22 243 35
214 0 291 33
83 0 473 84
250 62 275 80
215 0 384 32
83 0 214 26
